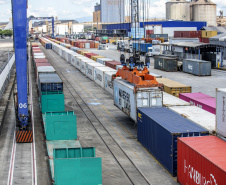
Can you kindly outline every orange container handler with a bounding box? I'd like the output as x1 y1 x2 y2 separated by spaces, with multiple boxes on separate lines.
115 66 163 90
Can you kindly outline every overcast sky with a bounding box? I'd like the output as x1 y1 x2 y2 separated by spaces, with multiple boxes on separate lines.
0 0 225 22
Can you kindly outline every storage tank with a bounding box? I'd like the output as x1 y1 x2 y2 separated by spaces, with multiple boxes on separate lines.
191 0 216 26
166 0 190 21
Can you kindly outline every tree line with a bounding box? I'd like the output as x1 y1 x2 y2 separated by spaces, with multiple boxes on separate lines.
0 29 13 37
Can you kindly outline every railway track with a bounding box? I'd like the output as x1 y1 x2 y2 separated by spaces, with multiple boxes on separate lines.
41 45 151 185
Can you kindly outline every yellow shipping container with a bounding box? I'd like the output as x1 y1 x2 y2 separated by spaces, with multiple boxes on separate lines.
80 50 88 55
91 55 105 61
156 78 191 97
201 31 217 38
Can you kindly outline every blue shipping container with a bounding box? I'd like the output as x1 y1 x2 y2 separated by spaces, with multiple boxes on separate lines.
140 43 152 53
38 73 63 92
137 107 209 176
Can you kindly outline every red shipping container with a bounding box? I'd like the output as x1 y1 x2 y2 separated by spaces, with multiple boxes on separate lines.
178 136 226 185
85 53 98 59
105 61 121 69
200 38 210 43
90 42 95 48
146 30 154 35
179 92 216 114
174 31 201 38
34 59 49 63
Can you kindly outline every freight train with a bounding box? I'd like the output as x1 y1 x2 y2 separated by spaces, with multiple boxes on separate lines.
31 41 102 185
40 37 226 185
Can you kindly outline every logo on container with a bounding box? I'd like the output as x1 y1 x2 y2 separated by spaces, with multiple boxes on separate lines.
184 160 218 185
97 74 102 82
88 69 92 75
188 64 193 72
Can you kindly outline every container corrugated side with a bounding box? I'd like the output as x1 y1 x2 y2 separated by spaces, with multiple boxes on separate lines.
104 71 119 95
114 79 163 121
74 56 87 69
178 136 226 185
94 67 116 88
157 78 191 97
80 59 95 74
216 88 226 137
179 93 216 114
97 58 114 65
137 107 209 176
86 63 105 80
70 53 81 65
169 106 215 134
183 59 211 76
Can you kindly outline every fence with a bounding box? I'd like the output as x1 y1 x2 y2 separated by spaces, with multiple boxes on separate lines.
0 54 15 100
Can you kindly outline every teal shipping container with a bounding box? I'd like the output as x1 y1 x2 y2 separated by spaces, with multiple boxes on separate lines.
46 140 102 185
43 111 77 140
41 92 65 113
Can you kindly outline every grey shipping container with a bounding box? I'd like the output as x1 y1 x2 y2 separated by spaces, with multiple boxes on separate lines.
38 73 63 92
154 56 178 72
183 59 211 76
114 79 163 122
137 107 209 176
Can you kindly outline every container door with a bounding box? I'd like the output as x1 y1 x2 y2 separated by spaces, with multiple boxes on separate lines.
136 92 150 108
149 90 163 107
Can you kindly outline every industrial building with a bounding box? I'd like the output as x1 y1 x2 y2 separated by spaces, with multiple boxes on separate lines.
166 0 217 26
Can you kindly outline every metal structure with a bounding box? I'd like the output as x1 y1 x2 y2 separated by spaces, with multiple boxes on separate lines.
12 0 29 128
131 0 139 28
166 0 190 21
191 0 217 26
28 16 55 38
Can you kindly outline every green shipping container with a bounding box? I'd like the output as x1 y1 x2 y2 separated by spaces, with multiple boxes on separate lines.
43 111 77 140
41 92 65 113
46 140 102 185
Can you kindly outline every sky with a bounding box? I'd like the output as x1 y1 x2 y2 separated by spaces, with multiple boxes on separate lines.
0 0 225 23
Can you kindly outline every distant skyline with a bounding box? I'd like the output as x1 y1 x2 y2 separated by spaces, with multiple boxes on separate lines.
0 0 225 23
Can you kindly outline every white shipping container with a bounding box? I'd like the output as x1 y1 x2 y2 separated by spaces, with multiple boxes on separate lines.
94 67 116 88
65 50 75 62
96 58 114 65
116 65 123 70
114 79 163 122
169 106 215 134
149 72 162 78
74 56 87 69
34 55 46 59
85 43 90 49
163 92 190 107
86 63 105 80
80 59 95 74
216 88 226 137
71 53 82 65
104 71 119 95
34 53 45 56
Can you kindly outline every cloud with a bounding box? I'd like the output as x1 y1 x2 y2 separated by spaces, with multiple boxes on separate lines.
28 6 58 17
0 0 8 5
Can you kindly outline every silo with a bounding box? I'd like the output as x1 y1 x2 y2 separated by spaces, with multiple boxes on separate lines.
166 0 190 21
191 0 216 26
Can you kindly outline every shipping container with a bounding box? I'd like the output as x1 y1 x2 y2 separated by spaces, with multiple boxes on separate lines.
35 62 51 70
105 61 121 70
177 136 226 185
169 106 215 133
70 53 81 65
38 73 63 93
40 92 65 114
43 111 77 140
36 66 56 83
94 67 116 88
154 56 178 72
96 58 114 65
137 107 209 176
116 65 123 70
46 140 102 185
74 56 87 69
85 43 90 49
163 92 190 107
91 55 105 61
140 43 152 54
34 59 48 63
149 72 162 78
104 71 119 95
86 62 105 80
201 31 218 38
216 88 226 137
156 78 191 97
64 50 75 62
114 79 163 121
80 59 95 74
174 31 201 38
85 53 98 59
183 59 211 76
34 55 46 59
179 93 216 114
